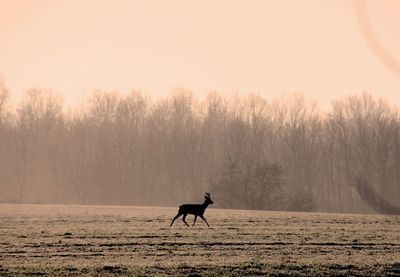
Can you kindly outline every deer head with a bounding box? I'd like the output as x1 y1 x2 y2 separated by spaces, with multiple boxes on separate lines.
204 192 214 204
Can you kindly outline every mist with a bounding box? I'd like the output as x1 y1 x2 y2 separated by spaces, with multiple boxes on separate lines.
0 81 399 214
2 2 400 275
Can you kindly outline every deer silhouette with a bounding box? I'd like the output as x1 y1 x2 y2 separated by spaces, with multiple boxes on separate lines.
170 192 214 227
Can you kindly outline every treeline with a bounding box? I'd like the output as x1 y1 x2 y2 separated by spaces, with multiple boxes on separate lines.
0 80 399 213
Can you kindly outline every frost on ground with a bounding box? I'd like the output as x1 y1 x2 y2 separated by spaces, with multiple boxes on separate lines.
0 204 399 276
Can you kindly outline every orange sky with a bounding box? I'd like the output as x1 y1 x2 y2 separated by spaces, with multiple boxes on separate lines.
0 0 399 109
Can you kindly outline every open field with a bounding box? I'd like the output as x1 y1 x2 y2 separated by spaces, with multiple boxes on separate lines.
0 204 400 276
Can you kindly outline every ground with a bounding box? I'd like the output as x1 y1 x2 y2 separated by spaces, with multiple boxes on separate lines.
0 204 399 276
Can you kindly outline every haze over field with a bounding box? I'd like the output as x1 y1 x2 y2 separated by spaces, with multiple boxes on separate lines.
0 1 400 214
1 1 400 276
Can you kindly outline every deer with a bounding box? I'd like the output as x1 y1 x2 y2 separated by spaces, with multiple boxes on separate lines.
170 192 214 227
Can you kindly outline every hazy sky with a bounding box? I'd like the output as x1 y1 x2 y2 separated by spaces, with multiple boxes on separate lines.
1 0 399 109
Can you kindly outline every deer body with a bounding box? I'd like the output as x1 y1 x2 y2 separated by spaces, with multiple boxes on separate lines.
170 193 213 227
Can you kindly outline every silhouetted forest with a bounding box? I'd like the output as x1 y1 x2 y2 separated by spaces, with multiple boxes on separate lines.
0 79 399 213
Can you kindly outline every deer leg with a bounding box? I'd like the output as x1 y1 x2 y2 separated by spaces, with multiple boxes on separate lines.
200 215 210 227
170 213 182 227
192 215 197 226
182 214 189 226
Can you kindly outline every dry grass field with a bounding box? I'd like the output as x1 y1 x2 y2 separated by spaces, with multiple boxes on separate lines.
0 204 400 276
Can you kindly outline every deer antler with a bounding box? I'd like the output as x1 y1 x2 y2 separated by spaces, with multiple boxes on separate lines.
205 192 210 197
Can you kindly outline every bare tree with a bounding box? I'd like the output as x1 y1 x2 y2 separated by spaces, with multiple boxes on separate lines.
1 88 399 213
0 79 14 202
212 159 284 210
